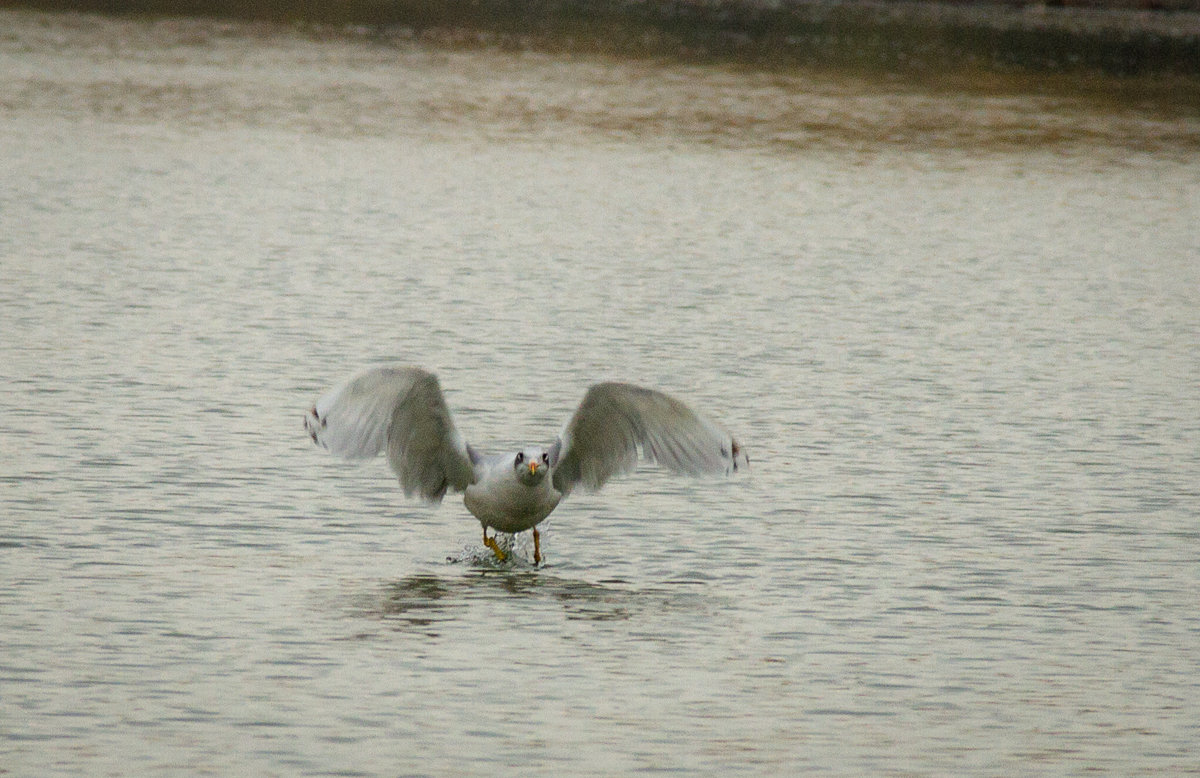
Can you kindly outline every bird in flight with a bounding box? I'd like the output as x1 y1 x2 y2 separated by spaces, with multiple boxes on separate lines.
304 366 746 564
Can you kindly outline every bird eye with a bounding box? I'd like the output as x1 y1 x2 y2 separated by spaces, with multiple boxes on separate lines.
541 453 549 464
515 452 524 464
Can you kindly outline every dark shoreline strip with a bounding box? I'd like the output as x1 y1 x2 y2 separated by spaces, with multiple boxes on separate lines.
9 0 1200 76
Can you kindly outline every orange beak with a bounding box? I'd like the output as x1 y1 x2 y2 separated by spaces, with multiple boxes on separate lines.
529 461 539 475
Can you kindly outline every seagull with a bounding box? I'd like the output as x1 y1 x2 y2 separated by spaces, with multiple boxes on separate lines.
304 366 747 564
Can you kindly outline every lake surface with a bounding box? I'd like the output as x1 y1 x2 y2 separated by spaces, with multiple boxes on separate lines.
2 9 1199 776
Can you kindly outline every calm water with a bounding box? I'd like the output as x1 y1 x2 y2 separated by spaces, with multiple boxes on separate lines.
3 9 1199 776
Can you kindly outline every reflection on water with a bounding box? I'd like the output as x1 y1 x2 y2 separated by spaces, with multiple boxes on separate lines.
2 8 1199 777
364 573 672 629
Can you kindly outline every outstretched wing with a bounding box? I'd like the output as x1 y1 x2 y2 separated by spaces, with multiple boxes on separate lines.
550 382 746 497
304 366 476 502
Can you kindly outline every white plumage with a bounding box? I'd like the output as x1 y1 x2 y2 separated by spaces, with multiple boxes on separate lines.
305 366 746 563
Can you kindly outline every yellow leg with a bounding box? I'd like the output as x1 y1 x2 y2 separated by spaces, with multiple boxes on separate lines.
532 527 542 566
482 528 507 561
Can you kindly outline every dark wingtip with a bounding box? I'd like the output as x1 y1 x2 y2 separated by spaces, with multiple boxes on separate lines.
305 405 325 445
730 439 747 472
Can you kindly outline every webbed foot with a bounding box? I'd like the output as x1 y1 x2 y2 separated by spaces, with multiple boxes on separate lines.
482 528 507 561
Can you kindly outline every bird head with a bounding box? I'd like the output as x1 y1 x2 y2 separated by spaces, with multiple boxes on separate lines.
513 448 551 486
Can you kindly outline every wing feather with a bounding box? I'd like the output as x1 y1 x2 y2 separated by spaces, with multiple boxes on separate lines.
551 382 746 496
304 366 475 502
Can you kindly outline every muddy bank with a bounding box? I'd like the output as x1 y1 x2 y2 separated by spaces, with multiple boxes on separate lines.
12 0 1200 76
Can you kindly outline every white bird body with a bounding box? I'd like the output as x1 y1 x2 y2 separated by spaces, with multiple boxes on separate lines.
463 450 561 534
304 366 746 563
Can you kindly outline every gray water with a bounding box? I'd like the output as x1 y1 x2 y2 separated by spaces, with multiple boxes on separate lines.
3 9 1199 776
